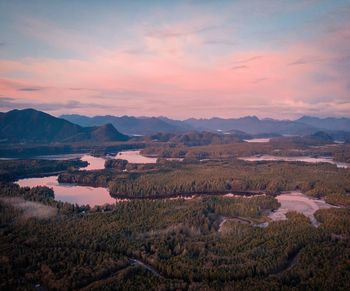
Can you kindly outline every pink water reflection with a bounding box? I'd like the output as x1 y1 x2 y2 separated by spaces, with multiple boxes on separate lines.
115 150 157 164
16 155 115 206
81 155 106 170
17 176 116 206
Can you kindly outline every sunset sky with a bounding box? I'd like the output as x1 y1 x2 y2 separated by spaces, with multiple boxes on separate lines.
0 0 349 119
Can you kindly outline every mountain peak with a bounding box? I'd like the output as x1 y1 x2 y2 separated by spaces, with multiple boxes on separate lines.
0 109 129 143
240 115 259 121
91 123 129 142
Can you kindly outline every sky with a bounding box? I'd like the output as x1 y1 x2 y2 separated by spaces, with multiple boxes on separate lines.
0 0 349 119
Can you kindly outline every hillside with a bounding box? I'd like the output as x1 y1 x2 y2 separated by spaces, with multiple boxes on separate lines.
0 109 129 143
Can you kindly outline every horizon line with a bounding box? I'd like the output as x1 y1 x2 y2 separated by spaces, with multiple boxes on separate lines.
1 107 348 122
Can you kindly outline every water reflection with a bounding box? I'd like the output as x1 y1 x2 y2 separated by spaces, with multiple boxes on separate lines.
15 152 159 207
16 155 113 207
33 154 106 170
115 150 157 164
17 176 115 206
244 138 270 143
80 155 106 170
34 153 84 160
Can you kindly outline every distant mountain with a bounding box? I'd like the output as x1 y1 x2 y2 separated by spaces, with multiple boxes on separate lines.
297 116 350 132
157 116 193 132
58 114 96 127
60 114 350 137
0 109 129 143
60 114 190 135
183 116 318 135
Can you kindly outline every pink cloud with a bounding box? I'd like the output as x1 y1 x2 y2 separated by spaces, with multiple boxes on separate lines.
1 17 350 118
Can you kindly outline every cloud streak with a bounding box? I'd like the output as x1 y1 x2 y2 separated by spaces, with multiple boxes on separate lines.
145 24 220 39
231 65 247 70
18 87 45 92
202 39 237 46
0 97 112 112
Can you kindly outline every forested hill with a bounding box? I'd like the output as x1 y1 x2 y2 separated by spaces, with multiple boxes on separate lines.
0 109 129 143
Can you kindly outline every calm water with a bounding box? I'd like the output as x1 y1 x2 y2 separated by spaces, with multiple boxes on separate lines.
116 150 184 162
0 153 85 161
33 154 106 171
16 155 115 206
16 151 160 206
33 153 84 160
239 155 349 168
17 176 115 206
80 155 106 170
115 150 158 164
244 138 271 143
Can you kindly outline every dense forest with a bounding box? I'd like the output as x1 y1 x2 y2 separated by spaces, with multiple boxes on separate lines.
1 183 350 290
0 141 145 158
141 140 350 162
57 158 350 204
1 137 350 289
0 159 88 182
108 160 350 202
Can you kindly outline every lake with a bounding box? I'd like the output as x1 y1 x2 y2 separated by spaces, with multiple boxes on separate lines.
17 175 116 206
239 155 349 168
16 150 159 206
115 150 158 163
244 138 271 143
16 155 116 206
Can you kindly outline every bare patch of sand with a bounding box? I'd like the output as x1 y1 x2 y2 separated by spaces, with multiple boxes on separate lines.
239 155 349 168
269 192 335 226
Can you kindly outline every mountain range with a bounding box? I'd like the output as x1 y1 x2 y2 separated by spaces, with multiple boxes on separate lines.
1 109 349 144
61 114 350 137
297 116 350 132
0 109 129 143
60 114 192 135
